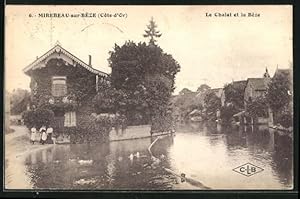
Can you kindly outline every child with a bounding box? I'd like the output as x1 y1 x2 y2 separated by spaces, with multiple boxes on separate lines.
41 129 47 145
46 126 54 144
30 127 37 144
39 126 46 144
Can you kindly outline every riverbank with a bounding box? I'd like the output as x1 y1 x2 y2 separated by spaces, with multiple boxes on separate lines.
5 125 55 160
5 125 55 189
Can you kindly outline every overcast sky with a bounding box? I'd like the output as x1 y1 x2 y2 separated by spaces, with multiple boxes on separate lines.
5 5 292 94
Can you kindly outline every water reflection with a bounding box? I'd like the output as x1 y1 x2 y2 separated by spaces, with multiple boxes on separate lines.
12 122 293 189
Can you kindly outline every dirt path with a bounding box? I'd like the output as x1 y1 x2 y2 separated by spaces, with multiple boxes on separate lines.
5 125 54 159
4 125 54 189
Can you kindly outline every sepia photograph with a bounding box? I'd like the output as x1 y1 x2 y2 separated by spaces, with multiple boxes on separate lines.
4 5 293 190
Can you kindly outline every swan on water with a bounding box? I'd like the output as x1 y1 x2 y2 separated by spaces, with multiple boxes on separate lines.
78 160 93 165
118 156 123 162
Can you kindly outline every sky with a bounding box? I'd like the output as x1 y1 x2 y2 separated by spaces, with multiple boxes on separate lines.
5 5 292 94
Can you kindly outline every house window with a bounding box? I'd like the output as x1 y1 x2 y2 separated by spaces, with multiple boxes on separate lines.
64 111 76 127
52 76 67 97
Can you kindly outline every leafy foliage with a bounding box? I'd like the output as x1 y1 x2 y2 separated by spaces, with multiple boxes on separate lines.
204 91 221 120
223 82 246 110
23 108 54 129
220 104 239 122
72 114 114 143
247 97 268 118
277 109 293 128
108 41 180 126
266 71 292 127
179 88 193 95
197 84 211 92
266 71 292 112
10 89 31 115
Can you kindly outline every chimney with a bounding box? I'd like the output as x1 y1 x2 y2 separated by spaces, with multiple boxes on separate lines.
88 55 92 66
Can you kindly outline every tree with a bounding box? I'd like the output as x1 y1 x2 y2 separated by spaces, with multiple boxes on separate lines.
247 97 268 118
10 88 30 115
108 41 180 126
23 108 54 129
223 82 246 111
179 88 193 95
204 91 221 120
266 72 292 112
143 17 162 45
266 71 292 127
197 84 211 93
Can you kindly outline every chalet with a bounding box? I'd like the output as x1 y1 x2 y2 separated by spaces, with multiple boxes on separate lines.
23 43 108 133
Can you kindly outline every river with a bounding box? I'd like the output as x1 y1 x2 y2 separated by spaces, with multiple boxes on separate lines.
5 122 293 190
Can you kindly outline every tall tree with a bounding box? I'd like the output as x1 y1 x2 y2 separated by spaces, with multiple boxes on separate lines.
143 17 162 45
10 88 30 115
266 71 292 127
266 72 292 111
108 41 180 126
204 91 221 120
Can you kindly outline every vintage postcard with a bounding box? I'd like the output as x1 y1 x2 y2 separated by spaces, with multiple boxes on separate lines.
4 5 293 190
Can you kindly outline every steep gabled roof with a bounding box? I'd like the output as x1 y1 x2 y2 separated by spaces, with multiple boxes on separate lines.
247 78 268 91
23 44 108 77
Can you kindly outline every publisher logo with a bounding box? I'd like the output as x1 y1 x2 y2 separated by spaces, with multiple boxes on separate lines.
233 163 264 177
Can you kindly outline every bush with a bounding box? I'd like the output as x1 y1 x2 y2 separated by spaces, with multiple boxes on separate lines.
277 110 293 128
23 108 54 129
220 104 239 122
71 114 116 143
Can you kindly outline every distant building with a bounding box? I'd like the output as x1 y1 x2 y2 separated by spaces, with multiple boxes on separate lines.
242 68 272 125
244 68 271 108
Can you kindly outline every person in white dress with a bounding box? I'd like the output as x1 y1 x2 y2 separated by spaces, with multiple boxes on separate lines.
40 126 47 145
39 126 46 144
46 126 54 144
30 127 37 144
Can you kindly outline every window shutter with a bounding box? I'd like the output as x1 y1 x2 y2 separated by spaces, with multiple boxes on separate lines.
52 76 67 97
64 111 76 127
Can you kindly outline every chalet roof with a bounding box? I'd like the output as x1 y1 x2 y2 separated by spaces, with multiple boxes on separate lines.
247 78 268 91
23 44 108 77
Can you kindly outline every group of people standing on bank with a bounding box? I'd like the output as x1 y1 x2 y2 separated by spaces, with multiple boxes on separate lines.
30 126 54 145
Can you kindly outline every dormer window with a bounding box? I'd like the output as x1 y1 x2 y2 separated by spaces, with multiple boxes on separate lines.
52 76 67 97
